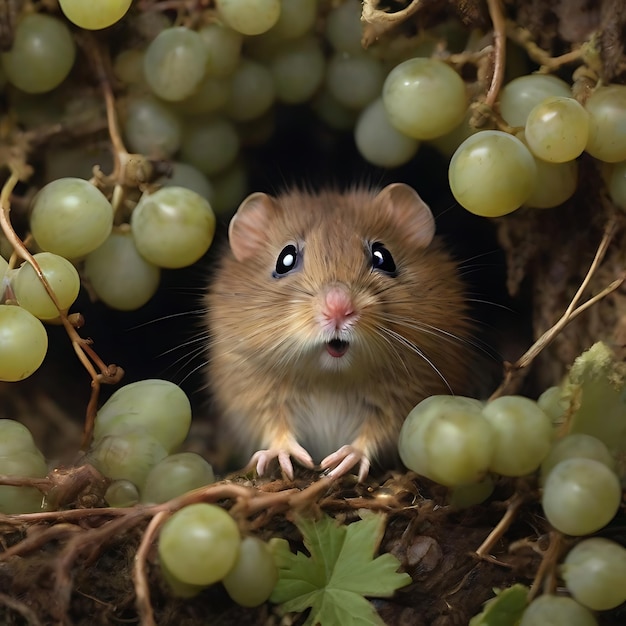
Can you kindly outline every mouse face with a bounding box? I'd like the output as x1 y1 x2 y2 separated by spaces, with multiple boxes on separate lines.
205 183 475 479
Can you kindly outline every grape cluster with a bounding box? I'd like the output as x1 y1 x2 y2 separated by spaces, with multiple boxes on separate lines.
85 379 215 506
158 504 278 607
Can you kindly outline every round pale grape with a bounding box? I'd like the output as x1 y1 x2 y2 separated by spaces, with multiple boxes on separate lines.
180 117 240 175
499 74 571 127
542 458 621 535
398 395 493 486
216 0 281 36
609 160 626 209
327 52 384 111
223 536 279 607
447 476 494 509
94 379 191 451
382 58 467 140
226 60 275 121
355 97 420 167
0 420 41 455
482 396 552 476
160 559 206 598
105 479 140 508
113 49 146 86
540 433 616 484
537 385 564 424
30 178 113 259
1 14 76 94
84 231 161 311
585 85 626 162
12 253 80 320
158 162 214 201
325 0 364 55
199 24 242 77
525 96 589 162
88 432 168 488
173 74 231 116
141 453 215 503
123 95 183 158
158 503 241 586
210 160 249 216
525 157 578 209
58 0 132 30
0 452 48 514
520 595 597 626
561 537 626 610
449 130 537 217
267 0 318 40
143 27 208 102
131 187 216 268
0 305 48 382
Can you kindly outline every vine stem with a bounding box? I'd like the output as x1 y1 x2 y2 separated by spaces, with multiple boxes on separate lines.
484 0 507 109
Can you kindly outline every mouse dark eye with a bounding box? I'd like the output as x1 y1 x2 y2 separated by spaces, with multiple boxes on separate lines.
371 242 396 275
274 244 299 277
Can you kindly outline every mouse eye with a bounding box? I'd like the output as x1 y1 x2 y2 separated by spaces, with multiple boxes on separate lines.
371 242 396 275
274 244 299 277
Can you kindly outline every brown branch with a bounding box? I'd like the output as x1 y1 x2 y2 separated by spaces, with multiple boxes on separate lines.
361 0 425 48
484 0 506 109
529 531 564 600
0 592 43 626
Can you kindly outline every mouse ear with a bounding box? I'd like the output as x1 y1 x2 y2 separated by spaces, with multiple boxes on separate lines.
375 183 435 248
228 192 276 262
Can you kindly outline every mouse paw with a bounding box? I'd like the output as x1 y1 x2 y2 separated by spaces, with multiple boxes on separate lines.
321 445 371 482
248 440 314 480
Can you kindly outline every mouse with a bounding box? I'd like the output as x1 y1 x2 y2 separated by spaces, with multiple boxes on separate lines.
205 182 478 481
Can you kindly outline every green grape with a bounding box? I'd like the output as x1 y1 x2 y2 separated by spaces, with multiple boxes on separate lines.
608 160 626 209
326 52 384 111
88 432 168 489
540 433 616 485
104 479 140 508
94 379 192 452
216 0 281 36
561 537 626 610
222 536 279 607
524 96 589 163
498 74 572 127
131 187 216 269
266 0 318 40
123 95 183 158
536 385 565 424
226 60 276 121
0 452 48 514
585 85 626 162
1 14 75 94
141 453 215 504
0 305 48 382
173 74 231 116
449 130 537 217
0 420 41 455
160 559 206 598
198 24 243 77
398 395 493 486
158 503 241 586
12 253 80 320
113 49 146 86
180 117 240 176
447 476 494 509
355 97 420 168
158 162 214 202
325 0 364 55
525 156 578 209
84 231 161 311
143 27 208 102
520 595 598 626
58 0 132 30
30 178 113 259
382 58 467 140
482 396 552 476
0 255 8 293
542 458 621 535
209 160 249 216
270 36 326 105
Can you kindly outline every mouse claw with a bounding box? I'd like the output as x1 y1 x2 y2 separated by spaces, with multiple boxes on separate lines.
321 445 371 481
248 441 314 480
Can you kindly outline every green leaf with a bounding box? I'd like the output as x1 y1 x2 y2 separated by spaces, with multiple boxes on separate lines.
270 512 411 626
468 584 529 626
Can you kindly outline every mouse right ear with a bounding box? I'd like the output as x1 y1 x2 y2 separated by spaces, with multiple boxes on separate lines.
228 192 275 262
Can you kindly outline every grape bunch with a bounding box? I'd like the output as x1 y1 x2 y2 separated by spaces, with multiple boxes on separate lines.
85 379 216 506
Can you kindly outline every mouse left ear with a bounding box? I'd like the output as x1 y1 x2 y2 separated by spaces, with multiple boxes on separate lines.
228 192 276 262
375 183 435 248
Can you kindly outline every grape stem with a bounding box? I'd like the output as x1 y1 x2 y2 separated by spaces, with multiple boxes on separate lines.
528 531 564 601
0 592 43 626
489 218 625 400
361 0 425 48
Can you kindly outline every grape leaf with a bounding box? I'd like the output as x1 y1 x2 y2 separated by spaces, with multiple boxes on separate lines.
270 512 411 626
468 584 529 626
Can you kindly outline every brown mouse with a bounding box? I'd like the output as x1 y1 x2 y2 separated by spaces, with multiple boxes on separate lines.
205 182 477 481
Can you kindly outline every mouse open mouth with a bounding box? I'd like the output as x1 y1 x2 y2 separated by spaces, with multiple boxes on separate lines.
326 339 350 358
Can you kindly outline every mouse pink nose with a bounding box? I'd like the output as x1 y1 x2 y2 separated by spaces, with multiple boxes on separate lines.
322 286 356 330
